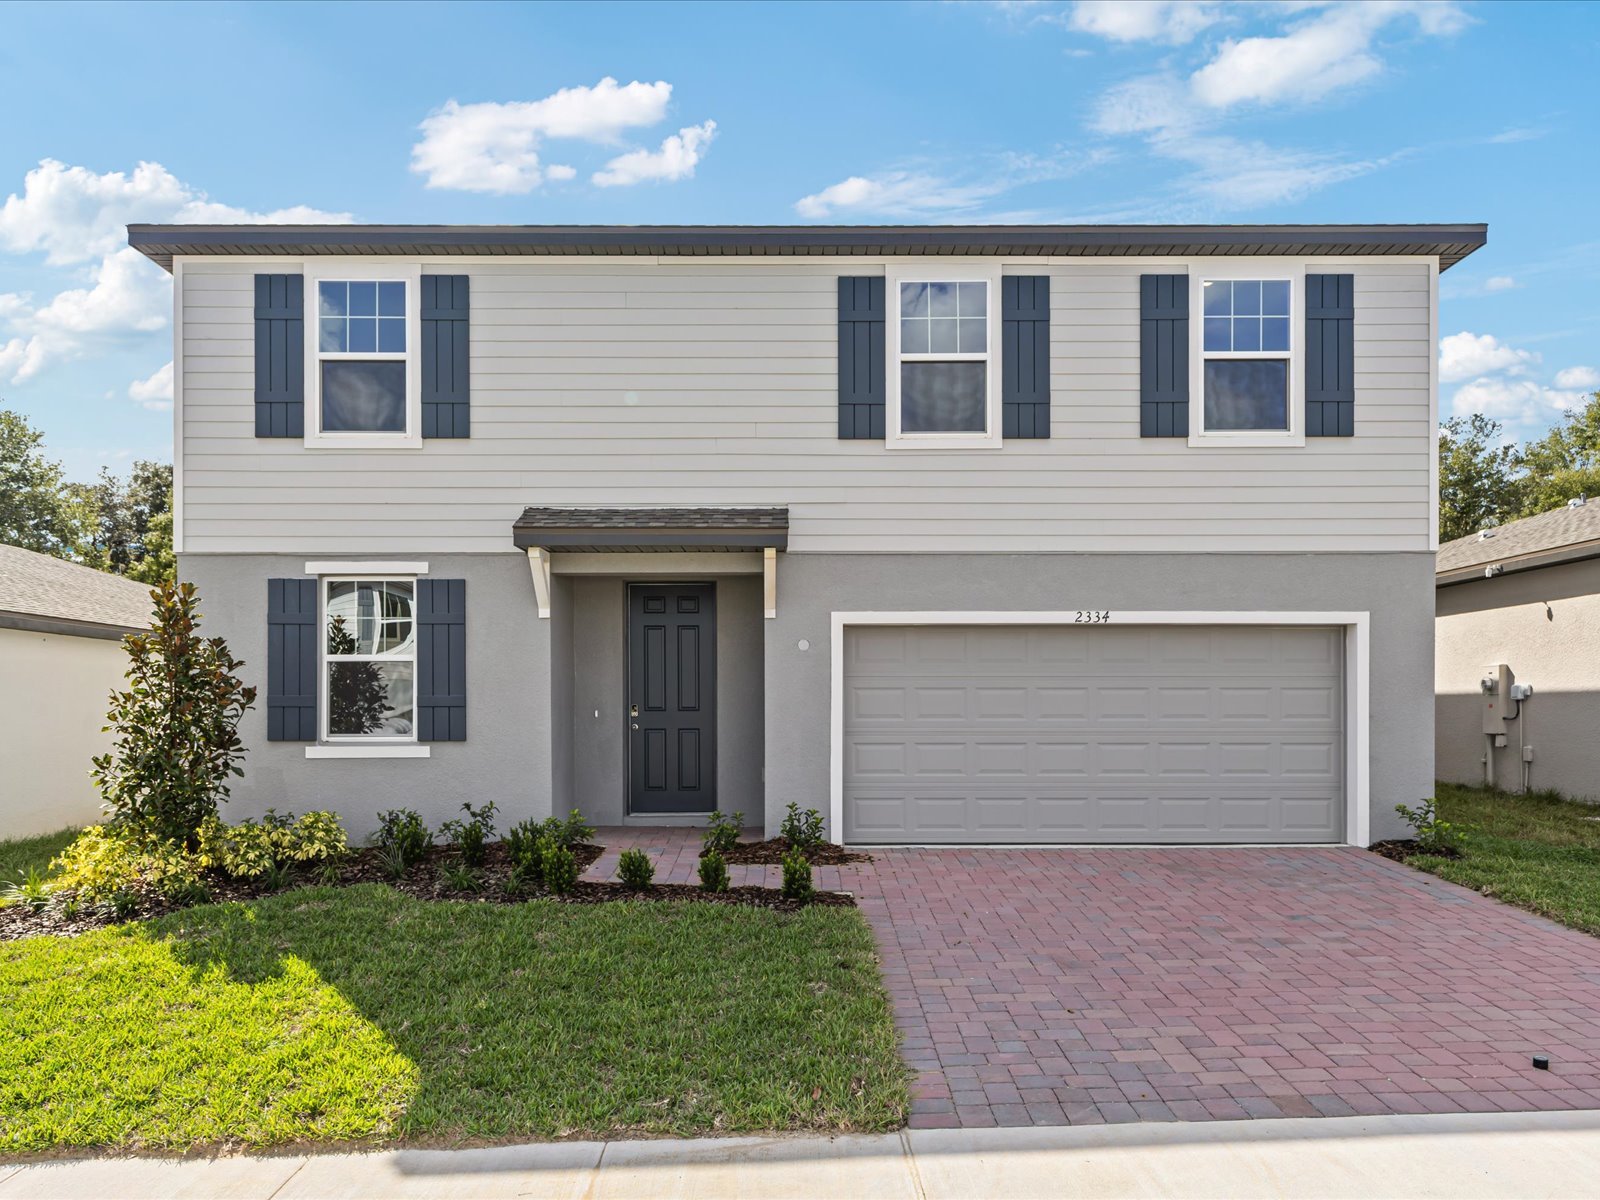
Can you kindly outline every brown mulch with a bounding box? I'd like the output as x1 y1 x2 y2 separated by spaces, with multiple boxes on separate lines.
714 838 873 865
1370 839 1464 863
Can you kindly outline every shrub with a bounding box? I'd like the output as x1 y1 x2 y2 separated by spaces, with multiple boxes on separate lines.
196 809 350 880
442 863 481 893
439 800 498 867
556 808 596 847
290 811 350 863
541 837 579 894
504 818 544 877
92 580 256 850
375 809 431 870
779 803 826 852
617 848 655 890
1395 799 1463 855
698 850 729 893
780 849 813 903
2 867 52 914
51 826 202 904
702 810 743 855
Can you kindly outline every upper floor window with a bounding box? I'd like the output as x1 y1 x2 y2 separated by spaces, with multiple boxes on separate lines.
887 266 1001 449
305 264 421 448
1192 270 1303 447
323 577 416 741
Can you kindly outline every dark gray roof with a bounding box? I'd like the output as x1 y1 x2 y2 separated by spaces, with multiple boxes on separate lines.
0 543 152 636
512 506 788 551
128 223 1487 273
1437 499 1600 582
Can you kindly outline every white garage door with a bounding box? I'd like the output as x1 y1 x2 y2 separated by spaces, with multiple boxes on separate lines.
843 624 1345 844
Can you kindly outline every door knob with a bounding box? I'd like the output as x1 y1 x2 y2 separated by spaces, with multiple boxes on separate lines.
631 722 639 730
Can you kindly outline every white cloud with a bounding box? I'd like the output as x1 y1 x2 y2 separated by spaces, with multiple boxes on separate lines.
796 171 1003 219
28 247 168 337
1483 275 1517 292
0 336 44 383
546 164 577 182
1438 331 1540 384
1091 75 1193 136
1157 132 1388 206
592 120 717 188
411 79 675 194
1451 377 1585 424
128 360 173 411
1555 365 1600 390
0 158 350 266
1068 1 1219 44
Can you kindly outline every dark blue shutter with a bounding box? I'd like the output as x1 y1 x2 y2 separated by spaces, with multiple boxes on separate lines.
417 579 466 742
422 275 470 438
254 275 304 438
267 579 317 741
1140 274 1189 438
1002 276 1051 438
838 277 885 439
1306 273 1355 437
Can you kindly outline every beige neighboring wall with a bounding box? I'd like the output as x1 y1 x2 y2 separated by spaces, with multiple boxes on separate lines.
1436 558 1600 800
0 626 118 837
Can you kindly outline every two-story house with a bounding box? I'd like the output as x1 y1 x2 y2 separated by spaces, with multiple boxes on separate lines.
129 222 1483 846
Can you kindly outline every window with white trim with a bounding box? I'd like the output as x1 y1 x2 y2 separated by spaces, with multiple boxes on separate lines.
887 266 1002 448
1199 277 1293 434
305 264 421 447
323 578 417 740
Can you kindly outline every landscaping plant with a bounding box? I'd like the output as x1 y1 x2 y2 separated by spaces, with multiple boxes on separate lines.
780 848 814 903
698 849 729 893
504 818 544 878
702 810 743 855
195 809 349 880
779 803 826 853
617 849 654 890
540 837 579 894
374 809 431 870
1395 799 1463 855
2 867 51 914
442 863 481 894
439 801 498 868
92 580 256 850
50 825 202 905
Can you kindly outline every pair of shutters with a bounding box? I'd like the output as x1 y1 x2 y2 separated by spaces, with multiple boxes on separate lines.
837 272 1355 439
254 274 471 438
1139 273 1355 438
266 579 467 742
838 276 1052 440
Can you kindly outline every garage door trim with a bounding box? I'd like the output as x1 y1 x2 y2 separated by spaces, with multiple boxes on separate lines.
829 610 1370 847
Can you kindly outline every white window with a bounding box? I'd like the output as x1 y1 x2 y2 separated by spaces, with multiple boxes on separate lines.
304 263 422 448
1191 266 1304 447
322 578 417 742
887 265 1002 449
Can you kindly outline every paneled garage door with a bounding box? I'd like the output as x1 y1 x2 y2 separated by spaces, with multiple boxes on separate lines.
842 624 1345 844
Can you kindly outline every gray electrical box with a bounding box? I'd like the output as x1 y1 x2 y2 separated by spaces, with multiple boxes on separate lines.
1481 663 1514 734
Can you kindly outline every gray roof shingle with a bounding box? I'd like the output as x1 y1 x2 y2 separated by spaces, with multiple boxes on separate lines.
0 543 152 631
1437 499 1600 575
512 506 789 550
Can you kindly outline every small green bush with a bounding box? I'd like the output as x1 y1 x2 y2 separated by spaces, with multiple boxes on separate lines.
617 848 655 890
541 837 579 894
442 863 482 893
1396 799 1464 855
504 818 544 877
556 808 596 847
51 826 202 904
2 867 52 914
698 850 729 893
439 800 498 868
780 849 813 903
374 809 432 870
779 803 826 852
196 810 350 880
702 810 743 855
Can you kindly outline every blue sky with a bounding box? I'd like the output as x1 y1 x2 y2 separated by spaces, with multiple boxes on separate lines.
0 0 1595 479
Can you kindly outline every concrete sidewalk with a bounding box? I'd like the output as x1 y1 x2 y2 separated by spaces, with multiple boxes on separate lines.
6 1110 1600 1199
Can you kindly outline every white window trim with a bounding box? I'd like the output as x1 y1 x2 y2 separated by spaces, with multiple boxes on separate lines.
1188 262 1306 449
829 610 1371 849
306 744 431 759
885 264 1003 450
318 574 420 749
305 560 429 576
303 261 423 450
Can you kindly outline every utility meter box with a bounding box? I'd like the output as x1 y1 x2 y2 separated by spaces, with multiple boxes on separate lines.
1482 663 1514 733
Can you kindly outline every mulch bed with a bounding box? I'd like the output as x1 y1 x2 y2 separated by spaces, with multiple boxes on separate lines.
0 839 854 943
1370 838 1464 864
715 838 873 865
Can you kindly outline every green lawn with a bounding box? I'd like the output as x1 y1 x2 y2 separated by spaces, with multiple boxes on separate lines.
0 827 77 900
1414 783 1600 935
0 884 908 1155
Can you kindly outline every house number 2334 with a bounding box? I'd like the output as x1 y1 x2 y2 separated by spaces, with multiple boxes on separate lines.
1074 611 1111 624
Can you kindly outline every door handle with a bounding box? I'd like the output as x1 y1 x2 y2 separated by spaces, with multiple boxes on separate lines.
631 722 639 730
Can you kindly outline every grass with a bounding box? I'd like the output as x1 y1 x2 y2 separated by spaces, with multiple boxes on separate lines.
0 883 907 1155
0 828 77 903
1412 783 1600 936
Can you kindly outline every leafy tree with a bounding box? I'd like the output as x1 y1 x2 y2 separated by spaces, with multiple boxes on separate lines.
0 409 87 555
127 508 175 586
92 580 256 850
326 615 389 735
1516 392 1600 516
1438 413 1524 543
68 460 174 584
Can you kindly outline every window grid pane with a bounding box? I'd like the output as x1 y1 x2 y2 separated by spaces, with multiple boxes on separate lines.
317 280 405 354
1202 279 1290 353
899 280 987 355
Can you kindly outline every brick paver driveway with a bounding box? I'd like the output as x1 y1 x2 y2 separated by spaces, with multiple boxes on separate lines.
591 832 1600 1129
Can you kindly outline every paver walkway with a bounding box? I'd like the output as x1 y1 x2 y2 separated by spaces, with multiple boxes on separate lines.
591 829 1600 1130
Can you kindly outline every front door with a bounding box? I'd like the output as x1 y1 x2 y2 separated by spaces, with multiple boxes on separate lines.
627 583 717 814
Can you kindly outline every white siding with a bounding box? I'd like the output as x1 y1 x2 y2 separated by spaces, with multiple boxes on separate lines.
179 259 1433 554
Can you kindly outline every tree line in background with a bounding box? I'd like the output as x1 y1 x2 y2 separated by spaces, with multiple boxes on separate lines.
1439 391 1600 543
0 408 174 585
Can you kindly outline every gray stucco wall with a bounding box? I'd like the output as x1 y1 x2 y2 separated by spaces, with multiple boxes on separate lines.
1436 559 1600 801
764 552 1436 844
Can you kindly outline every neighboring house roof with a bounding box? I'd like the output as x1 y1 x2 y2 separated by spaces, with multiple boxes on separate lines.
1437 499 1600 586
513 506 789 551
0 544 152 639
128 223 1488 273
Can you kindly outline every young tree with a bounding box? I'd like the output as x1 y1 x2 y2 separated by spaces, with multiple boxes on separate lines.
1517 392 1600 516
92 580 256 850
0 408 87 556
68 460 174 583
1438 413 1524 543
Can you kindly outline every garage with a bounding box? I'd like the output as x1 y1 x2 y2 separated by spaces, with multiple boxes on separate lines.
841 623 1345 845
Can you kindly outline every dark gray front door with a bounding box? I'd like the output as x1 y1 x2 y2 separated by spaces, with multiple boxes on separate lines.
628 583 717 815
